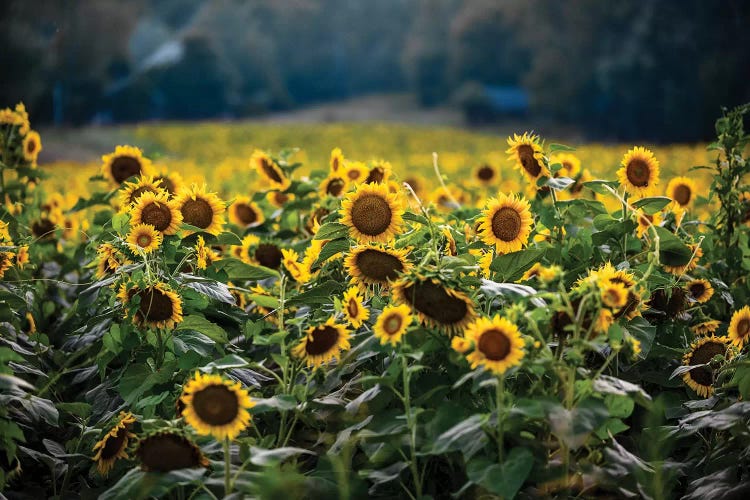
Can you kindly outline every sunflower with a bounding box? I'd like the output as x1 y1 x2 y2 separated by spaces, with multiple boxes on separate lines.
373 303 412 346
229 196 264 228
181 372 255 440
344 245 411 287
340 182 405 244
92 412 137 476
342 287 369 328
394 276 475 334
594 308 615 335
130 191 182 235
728 306 750 348
691 320 721 336
685 279 713 304
634 209 662 239
319 174 349 198
344 161 369 184
506 132 548 183
173 184 226 235
101 145 152 185
31 217 56 241
254 242 284 269
15 245 29 269
550 152 581 178
666 176 697 209
135 430 209 472
474 163 498 186
117 175 166 211
442 227 457 256
617 147 660 197
292 316 351 368
601 282 628 310
118 282 183 329
14 102 30 135
330 147 345 173
195 235 221 270
22 130 42 164
0 220 10 241
364 160 391 184
266 190 295 208
0 252 14 279
153 170 183 197
663 243 703 275
477 193 533 254
464 315 525 375
282 248 311 283
682 336 731 398
126 223 162 254
95 243 130 279
251 150 290 190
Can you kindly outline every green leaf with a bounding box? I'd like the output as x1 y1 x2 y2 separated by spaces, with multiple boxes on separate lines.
201 354 248 370
654 227 693 267
403 211 430 225
583 180 618 196
287 280 344 306
118 362 177 404
56 402 92 418
314 222 349 240
426 414 488 458
251 395 298 414
176 315 228 344
549 143 576 153
112 212 129 234
214 258 280 280
215 232 243 246
631 196 672 214
490 248 546 282
466 447 534 499
314 238 349 266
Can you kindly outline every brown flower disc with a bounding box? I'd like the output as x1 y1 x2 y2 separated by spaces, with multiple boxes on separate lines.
141 203 173 232
478 330 511 361
518 145 542 177
137 287 175 323
626 160 650 187
355 249 404 282
688 341 727 387
491 207 522 242
305 325 340 355
138 434 205 472
350 195 392 236
111 156 142 184
181 199 213 229
191 385 239 425
254 243 283 269
402 280 469 327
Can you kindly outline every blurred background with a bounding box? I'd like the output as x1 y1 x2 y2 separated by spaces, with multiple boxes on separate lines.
2 0 748 142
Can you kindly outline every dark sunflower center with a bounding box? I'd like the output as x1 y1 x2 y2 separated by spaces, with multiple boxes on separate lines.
235 204 257 225
403 280 469 326
348 169 362 181
261 159 283 183
32 218 55 239
354 249 404 282
191 385 240 426
332 157 340 171
365 167 385 184
347 299 359 319
478 329 511 361
156 176 176 195
491 207 522 242
351 194 392 236
27 139 37 154
111 156 142 184
673 185 692 206
626 160 650 187
255 243 283 269
517 145 541 177
477 165 495 181
128 186 157 205
305 325 340 355
181 198 213 229
561 161 572 174
141 203 173 232
689 341 727 386
136 234 152 247
137 288 174 322
100 426 130 460
137 434 204 472
603 289 621 305
274 192 289 205
737 319 750 338
383 314 403 335
688 283 706 300
326 178 346 197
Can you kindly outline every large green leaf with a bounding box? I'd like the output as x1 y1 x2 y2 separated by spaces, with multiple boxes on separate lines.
654 227 693 267
466 447 534 499
176 315 228 344
215 258 279 280
490 248 546 282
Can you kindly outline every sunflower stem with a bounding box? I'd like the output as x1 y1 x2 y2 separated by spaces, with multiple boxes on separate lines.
223 437 232 496
401 352 423 498
495 374 505 463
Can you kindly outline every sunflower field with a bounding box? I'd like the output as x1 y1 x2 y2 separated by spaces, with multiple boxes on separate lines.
1 102 750 499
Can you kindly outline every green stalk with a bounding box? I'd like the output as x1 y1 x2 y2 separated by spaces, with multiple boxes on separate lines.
224 438 232 496
401 354 423 498
496 375 505 462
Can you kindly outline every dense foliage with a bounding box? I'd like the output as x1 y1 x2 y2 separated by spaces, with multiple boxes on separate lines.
1 103 750 499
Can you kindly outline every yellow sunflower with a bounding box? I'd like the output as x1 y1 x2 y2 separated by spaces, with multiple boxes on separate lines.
251 150 291 190
550 152 581 178
344 245 411 287
0 251 14 279
601 282 628 310
691 320 721 336
229 196 264 228
464 315 525 375
266 190 295 208
282 248 311 283
117 282 183 329
195 235 221 270
473 163 498 186
92 412 137 476
685 279 713 304
344 161 369 184
135 430 209 472
634 209 662 239
617 146 660 197
173 184 226 236
319 174 349 198
0 220 10 241
22 130 42 164
682 336 731 398
153 170 183 197
594 308 615 335
364 160 392 184
95 243 130 279
340 182 405 244
101 145 152 185
292 316 351 368
342 287 369 328
477 193 533 254
181 372 255 441
373 303 412 346
663 243 702 275
394 276 475 334
117 175 166 211
728 306 750 348
330 147 345 173
506 132 548 183
130 191 182 235
666 176 697 209
126 223 162 254
15 245 29 269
